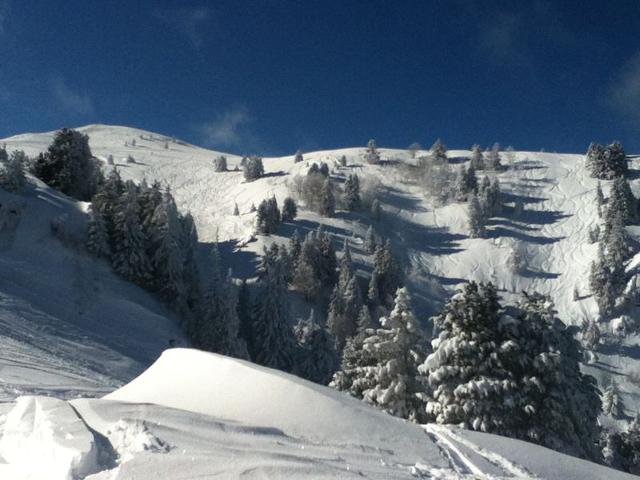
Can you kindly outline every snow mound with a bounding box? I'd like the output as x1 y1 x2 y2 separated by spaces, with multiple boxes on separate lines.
105 348 434 450
0 396 99 479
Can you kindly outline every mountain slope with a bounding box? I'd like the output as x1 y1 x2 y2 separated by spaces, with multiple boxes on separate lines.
0 168 184 402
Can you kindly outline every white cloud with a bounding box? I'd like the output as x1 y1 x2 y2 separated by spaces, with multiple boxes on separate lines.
155 6 211 48
198 106 254 148
607 52 640 129
50 76 94 116
478 12 528 65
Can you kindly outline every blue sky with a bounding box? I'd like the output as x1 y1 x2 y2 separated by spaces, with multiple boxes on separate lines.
1 0 639 155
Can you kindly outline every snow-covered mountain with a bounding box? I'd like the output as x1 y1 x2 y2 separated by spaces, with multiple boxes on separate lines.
1 124 639 478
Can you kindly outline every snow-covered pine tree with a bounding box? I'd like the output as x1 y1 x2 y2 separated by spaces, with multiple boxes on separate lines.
366 139 380 164
288 230 302 269
107 154 115 165
368 240 402 307
469 144 485 170
430 139 447 163
586 142 628 179
590 242 616 316
294 149 304 163
582 319 601 351
339 155 347 167
126 155 135 164
454 165 477 201
602 379 625 419
485 143 502 170
233 202 240 216
371 198 382 222
32 128 101 201
0 150 27 192
319 178 335 217
251 246 297 371
256 197 281 234
111 181 153 285
467 192 486 238
605 209 631 286
365 225 378 253
319 162 330 177
236 279 252 351
596 181 605 218
87 203 111 259
421 282 512 431
243 155 264 181
508 292 602 460
179 211 201 316
281 196 297 222
149 188 187 306
213 155 228 172
343 174 361 210
408 142 421 159
0 145 7 164
92 168 125 249
362 287 428 422
295 310 339 384
327 242 363 349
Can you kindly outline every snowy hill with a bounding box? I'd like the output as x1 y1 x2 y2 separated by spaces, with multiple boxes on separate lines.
1 348 636 479
1 124 640 478
0 156 184 401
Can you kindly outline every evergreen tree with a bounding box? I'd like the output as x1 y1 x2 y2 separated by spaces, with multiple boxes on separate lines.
281 196 297 222
343 174 361 210
454 165 477 202
596 181 605 218
590 242 616 316
256 197 281 234
602 380 625 419
430 139 447 163
586 142 628 179
112 182 153 285
243 155 264 181
366 139 380 164
233 202 240 216
581 320 601 351
327 242 363 349
288 230 302 269
213 155 228 172
295 310 339 384
468 192 486 238
485 143 502 170
371 198 382 222
364 225 377 253
319 178 335 217
294 149 304 163
150 188 187 306
339 155 347 167
368 240 402 307
469 144 485 170
422 284 602 460
334 288 428 422
237 279 253 351
319 162 330 177
87 204 111 259
32 128 101 200
251 247 296 371
0 150 27 192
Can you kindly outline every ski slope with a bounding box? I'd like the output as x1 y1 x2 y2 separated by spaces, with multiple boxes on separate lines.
1 348 636 479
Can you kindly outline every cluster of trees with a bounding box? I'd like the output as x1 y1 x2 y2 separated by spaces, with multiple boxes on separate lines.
586 142 627 180
602 415 640 474
467 176 502 238
254 196 298 235
87 170 201 318
589 176 637 316
243 156 264 181
32 128 102 201
0 147 27 193
332 282 603 462
213 155 228 172
288 163 336 217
